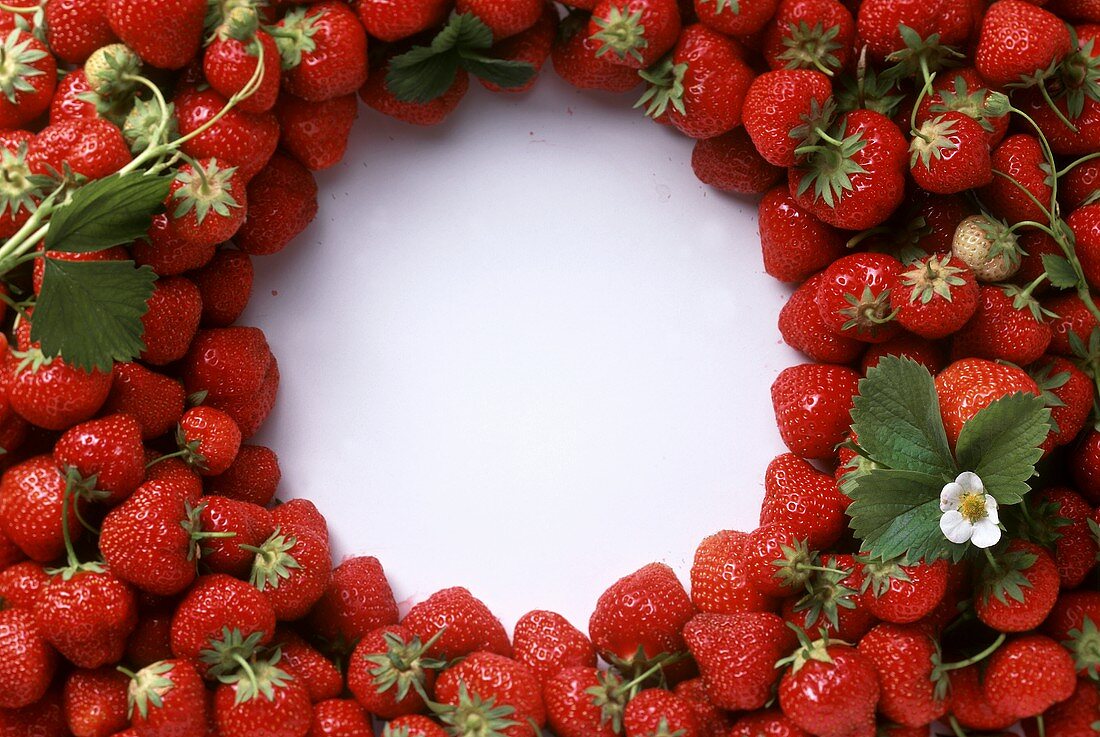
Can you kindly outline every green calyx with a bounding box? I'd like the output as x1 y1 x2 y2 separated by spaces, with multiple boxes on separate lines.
0 143 47 223
201 627 267 679
172 159 241 226
269 7 320 70
790 97 838 151
859 557 910 599
124 98 179 154
702 0 740 14
975 215 1024 269
1066 616 1100 679
910 114 959 169
218 5 259 43
635 56 687 119
83 43 142 101
835 49 905 117
902 255 967 304
647 718 687 737
0 28 46 104
584 670 630 734
1058 32 1100 119
1001 282 1059 324
793 119 869 207
591 5 648 64
245 527 302 591
775 624 837 675
363 629 446 705
839 285 896 336
769 537 820 591
223 649 295 705
931 76 1001 133
978 547 1038 606
778 21 843 76
434 682 518 737
125 660 177 720
884 24 964 79
793 564 857 630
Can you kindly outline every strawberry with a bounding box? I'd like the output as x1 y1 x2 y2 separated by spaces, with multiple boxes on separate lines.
551 10 641 93
276 2 368 102
276 627 343 702
1022 678 1100 737
728 710 809 737
140 276 203 366
198 496 274 579
857 0 974 62
916 68 1010 147
62 667 129 737
0 30 57 130
1062 158 1100 210
783 553 879 642
982 634 1077 719
28 117 131 182
360 57 470 126
1034 358 1093 452
683 612 795 711
948 664 1017 731
512 609 597 685
174 85 279 181
234 152 319 256
301 555 398 652
31 245 129 297
127 658 207 737
1041 487 1098 586
759 189 848 284
205 444 281 507
347 624 440 719
44 0 117 65
0 130 41 239
7 354 112 432
623 688 701 737
762 0 854 75
1068 203 1100 289
53 414 144 507
789 109 908 231
458 0 543 39
125 602 175 669
691 129 783 195
434 652 547 737
690 530 776 615
166 158 247 249
310 699 373 737
1017 84 1100 156
695 0 778 36
909 112 993 194
204 21 281 115
107 0 204 69
815 252 904 344
192 249 254 328
182 327 279 439
141 456 203 499
356 0 450 42
276 94 358 172
273 498 329 537
975 539 1060 633
0 687 68 737
935 358 1040 447
0 608 55 709
35 565 138 668
480 3 558 93
0 456 82 562
671 678 734 737
856 623 947 727
587 0 681 70
0 561 50 610
781 633 881 737
214 651 312 737
403 586 512 660
951 214 1023 282
542 666 624 737
743 522 822 598
0 527 24 571
779 273 865 364
1045 287 1100 356
891 254 980 339
103 363 186 441
771 363 861 460
743 70 833 168
1044 590 1100 678
978 134 1054 226
589 563 694 676
383 715 449 737
861 557 948 624
760 453 847 550
975 0 1072 88
169 573 277 677
178 406 242 477
951 285 1053 366
132 212 218 277
250 522 331 621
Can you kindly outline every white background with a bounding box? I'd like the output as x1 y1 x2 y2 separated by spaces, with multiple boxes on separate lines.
242 73 799 632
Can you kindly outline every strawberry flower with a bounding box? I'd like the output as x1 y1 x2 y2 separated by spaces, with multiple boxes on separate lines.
939 472 1001 548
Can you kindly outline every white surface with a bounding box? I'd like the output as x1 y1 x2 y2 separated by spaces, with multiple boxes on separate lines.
241 74 800 632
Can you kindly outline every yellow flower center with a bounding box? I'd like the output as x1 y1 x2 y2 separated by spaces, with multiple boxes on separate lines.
958 491 988 523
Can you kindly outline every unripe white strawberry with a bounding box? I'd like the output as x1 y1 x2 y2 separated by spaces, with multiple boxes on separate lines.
951 214 1021 282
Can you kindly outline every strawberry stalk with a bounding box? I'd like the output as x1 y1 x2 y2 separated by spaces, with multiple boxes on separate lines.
932 633 1006 675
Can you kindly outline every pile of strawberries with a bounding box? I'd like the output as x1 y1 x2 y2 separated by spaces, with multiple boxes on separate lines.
0 0 1099 736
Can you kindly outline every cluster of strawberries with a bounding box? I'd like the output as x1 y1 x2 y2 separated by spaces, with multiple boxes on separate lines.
0 0 1099 736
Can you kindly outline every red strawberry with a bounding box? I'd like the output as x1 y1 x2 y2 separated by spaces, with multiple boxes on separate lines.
204 23 281 115
587 0 681 70
0 608 55 709
691 129 783 195
35 566 138 668
1041 487 1098 586
589 563 694 676
1068 203 1100 289
891 254 979 339
759 189 848 284
458 0 543 39
28 117 131 181
771 363 861 460
360 57 470 126
276 94 359 172
1035 358 1093 452
975 0 1072 87
166 158 247 249
0 560 50 610
277 2 368 102
815 252 903 344
979 135 1054 225
214 651 312 737
1022 678 1100 737
695 0 778 36
174 85 279 181
124 603 175 669
861 557 949 625
952 285 1053 366
744 70 833 168
44 0 117 65
53 414 144 506
480 3 558 93
542 666 624 737
779 274 865 364
909 112 993 194
127 658 207 737
690 530 777 615
672 678 735 737
205 444 281 507
982 634 1077 719
551 11 641 93
0 130 40 238
683 612 795 711
1043 590 1100 677
192 249 254 328
103 363 186 440
276 627 343 702
0 30 57 129
403 587 512 660
975 540 1060 633
309 699 373 737
132 212 218 277
356 0 450 42
141 456 203 500
777 633 880 737
382 715 449 737
512 609 597 685
178 406 242 477
728 710 809 737
346 624 439 719
182 327 279 439
8 353 112 431
198 496 274 578
743 523 821 599
783 553 878 642
623 688 701 737
62 667 129 737
107 0 204 69
916 68 1010 147
1062 158 1100 210
250 522 331 621
170 573 277 677
761 453 847 550
935 358 1040 447
434 652 546 737
857 623 947 727
0 456 81 562
140 276 203 366
948 664 1017 731
857 0 975 62
234 152 319 256
762 0 855 75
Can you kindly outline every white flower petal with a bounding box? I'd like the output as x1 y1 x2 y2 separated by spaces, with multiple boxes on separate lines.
940 510 974 544
970 520 1003 549
984 495 1000 525
955 471 984 494
940 483 963 512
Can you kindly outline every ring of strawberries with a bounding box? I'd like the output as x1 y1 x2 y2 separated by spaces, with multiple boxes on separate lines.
0 0 1099 736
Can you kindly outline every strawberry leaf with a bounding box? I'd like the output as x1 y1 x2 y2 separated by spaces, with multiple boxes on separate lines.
846 467 960 564
44 171 172 253
32 258 157 372
954 393 1050 506
1041 253 1082 290
458 53 537 90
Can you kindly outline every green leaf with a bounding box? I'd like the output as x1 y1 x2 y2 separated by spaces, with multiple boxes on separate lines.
1042 253 1081 289
44 172 171 253
32 259 157 372
435 12 493 51
954 393 1050 506
850 356 957 477
385 47 461 104
458 52 537 90
847 467 959 564
385 13 504 104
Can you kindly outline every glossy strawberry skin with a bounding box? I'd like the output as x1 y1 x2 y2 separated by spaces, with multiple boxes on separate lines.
512 609 598 685
174 86 279 181
587 0 681 70
128 658 207 737
356 0 450 42
62 666 130 737
139 276 203 366
858 0 975 62
857 623 946 727
690 530 777 615
779 274 865 364
214 676 313 737
0 456 82 562
0 31 57 129
434 652 547 737
108 0 205 69
403 586 513 660
1043 590 1100 677
760 453 847 550
665 23 753 140
542 666 620 737
276 627 343 702
982 634 1077 719
28 118 131 181
864 558 949 625
103 363 186 440
744 70 834 167
192 249 254 328
759 189 848 286
44 0 117 64
204 31 281 114
691 129 784 195
481 3 558 93
623 688 701 737
199 496 274 579
0 560 50 610
179 406 242 477
976 540 1060 633
979 135 1053 225
778 643 880 737
728 709 810 737
975 0 1072 87
683 612 795 711
949 664 1017 731
458 0 543 39
34 567 138 669
551 11 641 93
815 252 904 344
910 112 993 194
310 699 373 737
279 2 368 101
952 286 1052 366
346 624 436 719
360 61 470 126
276 94 359 172
762 0 854 73
673 677 736 737
53 414 144 506
8 357 112 431
0 608 55 709
182 327 279 439
204 444 281 507
1038 358 1093 452
169 573 277 675
235 152 319 257
935 358 1040 447
771 363 862 460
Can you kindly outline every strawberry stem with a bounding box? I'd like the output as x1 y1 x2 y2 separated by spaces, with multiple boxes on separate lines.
1056 150 1100 178
1037 78 1079 134
936 633 1006 672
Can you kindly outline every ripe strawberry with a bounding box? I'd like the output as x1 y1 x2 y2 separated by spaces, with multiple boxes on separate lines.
777 633 880 737
250 522 331 621
127 659 207 737
383 715 449 737
28 117 131 181
1043 590 1100 677
44 0 117 65
891 254 980 339
542 666 624 737
982 634 1077 719
166 158 247 249
182 327 279 439
623 688 701 737
690 530 776 615
1042 487 1098 586
1062 158 1100 210
587 0 681 70
403 587 512 660
205 444 281 507
0 130 40 239
191 249 253 328
948 664 1017 731
1022 678 1100 737
691 129 783 195
759 189 848 284
434 652 546 737
107 0 204 69
951 214 1023 282
62 667 129 737
235 152 319 256
783 553 878 642
789 109 909 231
309 699 372 737
695 0 778 36
276 627 343 702
815 252 903 344
975 0 1072 88
356 0 450 42
300 555 397 652
276 2 368 102
178 406 242 477
458 0 543 39
916 68 1010 147
1016 85 1100 156
952 285 1053 366
744 70 833 168
0 560 50 610
0 456 81 562
0 608 55 709
857 623 946 727
124 602 175 669
214 651 312 737
857 0 975 62
0 30 57 129
771 363 861 460
979 135 1054 225
728 710 809 737
273 498 329 537
276 94 358 172
132 211 218 276
204 23 281 115
1034 358 1093 452
8 353 112 432
141 456 203 500
170 574 276 677
197 496 273 578
762 0 855 75
510 610 597 687
360 58 470 126
683 612 795 711
761 453 847 550
909 112 993 194
347 624 440 719
53 414 144 507
140 276 203 366
104 363 186 440
975 540 1060 633
35 565 138 668
1068 203 1100 289
935 358 1040 447
551 10 641 93
174 86 279 182
481 3 558 93
672 678 735 737
779 274 865 364
861 558 948 626
589 563 694 675
743 523 821 598
0 687 68 737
